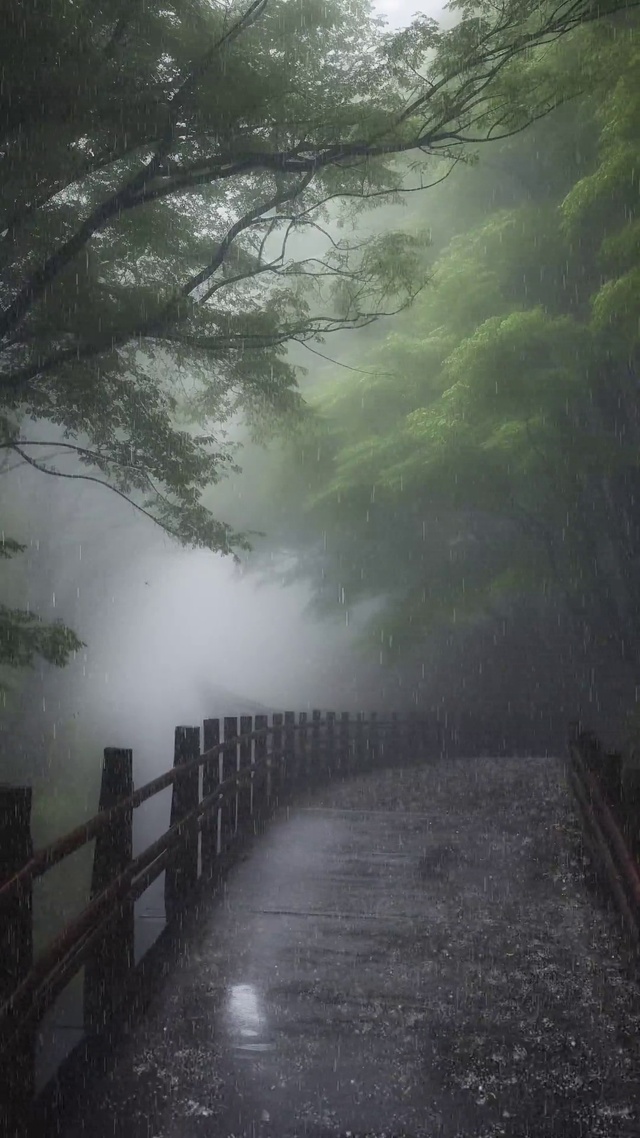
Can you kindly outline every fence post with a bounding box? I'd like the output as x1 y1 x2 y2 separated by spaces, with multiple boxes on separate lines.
272 713 283 804
568 720 581 749
340 712 350 777
369 711 378 769
0 785 34 1135
419 715 430 761
602 750 623 806
420 714 428 761
377 713 386 768
202 718 219 878
238 716 253 834
355 712 365 773
254 715 268 822
437 710 445 758
391 712 400 763
406 713 419 764
298 712 308 787
165 727 200 920
221 718 238 854
84 749 134 1032
311 709 322 784
284 711 296 793
326 712 336 779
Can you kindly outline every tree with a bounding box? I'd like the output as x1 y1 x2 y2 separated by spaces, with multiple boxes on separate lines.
1 0 636 677
262 12 640 726
0 537 84 676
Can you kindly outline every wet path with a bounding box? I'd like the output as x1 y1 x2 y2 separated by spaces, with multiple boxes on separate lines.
58 757 640 1137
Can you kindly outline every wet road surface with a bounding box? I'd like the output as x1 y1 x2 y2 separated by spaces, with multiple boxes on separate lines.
57 756 640 1137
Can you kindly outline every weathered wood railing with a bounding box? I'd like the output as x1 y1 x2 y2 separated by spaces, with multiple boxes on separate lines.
568 722 640 947
0 709 429 1133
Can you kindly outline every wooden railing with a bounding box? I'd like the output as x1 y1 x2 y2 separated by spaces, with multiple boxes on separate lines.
568 722 640 947
8 716 626 1130
0 708 431 1132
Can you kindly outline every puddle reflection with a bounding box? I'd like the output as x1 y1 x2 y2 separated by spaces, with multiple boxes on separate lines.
227 983 274 1052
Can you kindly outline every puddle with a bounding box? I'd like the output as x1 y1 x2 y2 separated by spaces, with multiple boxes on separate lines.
226 982 275 1054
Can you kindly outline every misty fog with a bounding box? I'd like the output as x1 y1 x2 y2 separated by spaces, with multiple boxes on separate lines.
1 0 443 836
1 449 395 826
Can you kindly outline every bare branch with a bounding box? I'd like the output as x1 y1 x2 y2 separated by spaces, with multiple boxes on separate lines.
180 171 314 300
298 340 400 379
8 442 177 533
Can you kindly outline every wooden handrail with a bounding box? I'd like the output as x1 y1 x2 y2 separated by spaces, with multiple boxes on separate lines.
0 716 392 901
0 724 283 899
0 756 271 1048
568 763 640 944
567 729 640 971
0 707 414 1129
569 738 640 910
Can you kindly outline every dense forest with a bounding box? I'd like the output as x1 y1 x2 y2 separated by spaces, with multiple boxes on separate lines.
2 0 639 794
225 10 640 752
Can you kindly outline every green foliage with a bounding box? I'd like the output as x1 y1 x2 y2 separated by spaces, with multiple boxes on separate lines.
0 536 27 559
442 308 588 420
600 219 640 271
1 0 635 678
0 606 83 670
591 267 640 346
262 13 640 672
0 540 85 681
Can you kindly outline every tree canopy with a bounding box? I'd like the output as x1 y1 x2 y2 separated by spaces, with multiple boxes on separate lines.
1 0 637 676
258 11 640 723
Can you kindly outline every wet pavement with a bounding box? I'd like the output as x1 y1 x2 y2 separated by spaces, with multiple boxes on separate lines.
57 756 640 1137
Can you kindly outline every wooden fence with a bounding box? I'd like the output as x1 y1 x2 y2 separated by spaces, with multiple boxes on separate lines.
0 709 430 1134
568 722 640 947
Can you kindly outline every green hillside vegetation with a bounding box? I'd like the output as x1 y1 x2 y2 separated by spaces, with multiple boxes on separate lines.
263 14 640 735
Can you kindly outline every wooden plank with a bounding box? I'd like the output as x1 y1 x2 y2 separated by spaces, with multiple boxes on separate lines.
284 711 296 791
340 712 350 777
84 749 133 1032
355 712 365 773
238 716 253 833
202 718 220 877
165 727 200 919
272 713 283 805
0 785 34 1135
369 711 379 768
326 711 336 778
311 709 322 784
221 718 238 853
255 715 268 818
298 712 308 787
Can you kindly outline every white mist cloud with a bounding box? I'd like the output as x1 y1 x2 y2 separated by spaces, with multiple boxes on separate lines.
373 0 450 29
1 439 382 797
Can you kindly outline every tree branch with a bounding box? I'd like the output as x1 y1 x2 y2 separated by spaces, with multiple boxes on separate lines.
2 0 633 352
0 0 271 342
179 171 314 300
7 442 224 549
